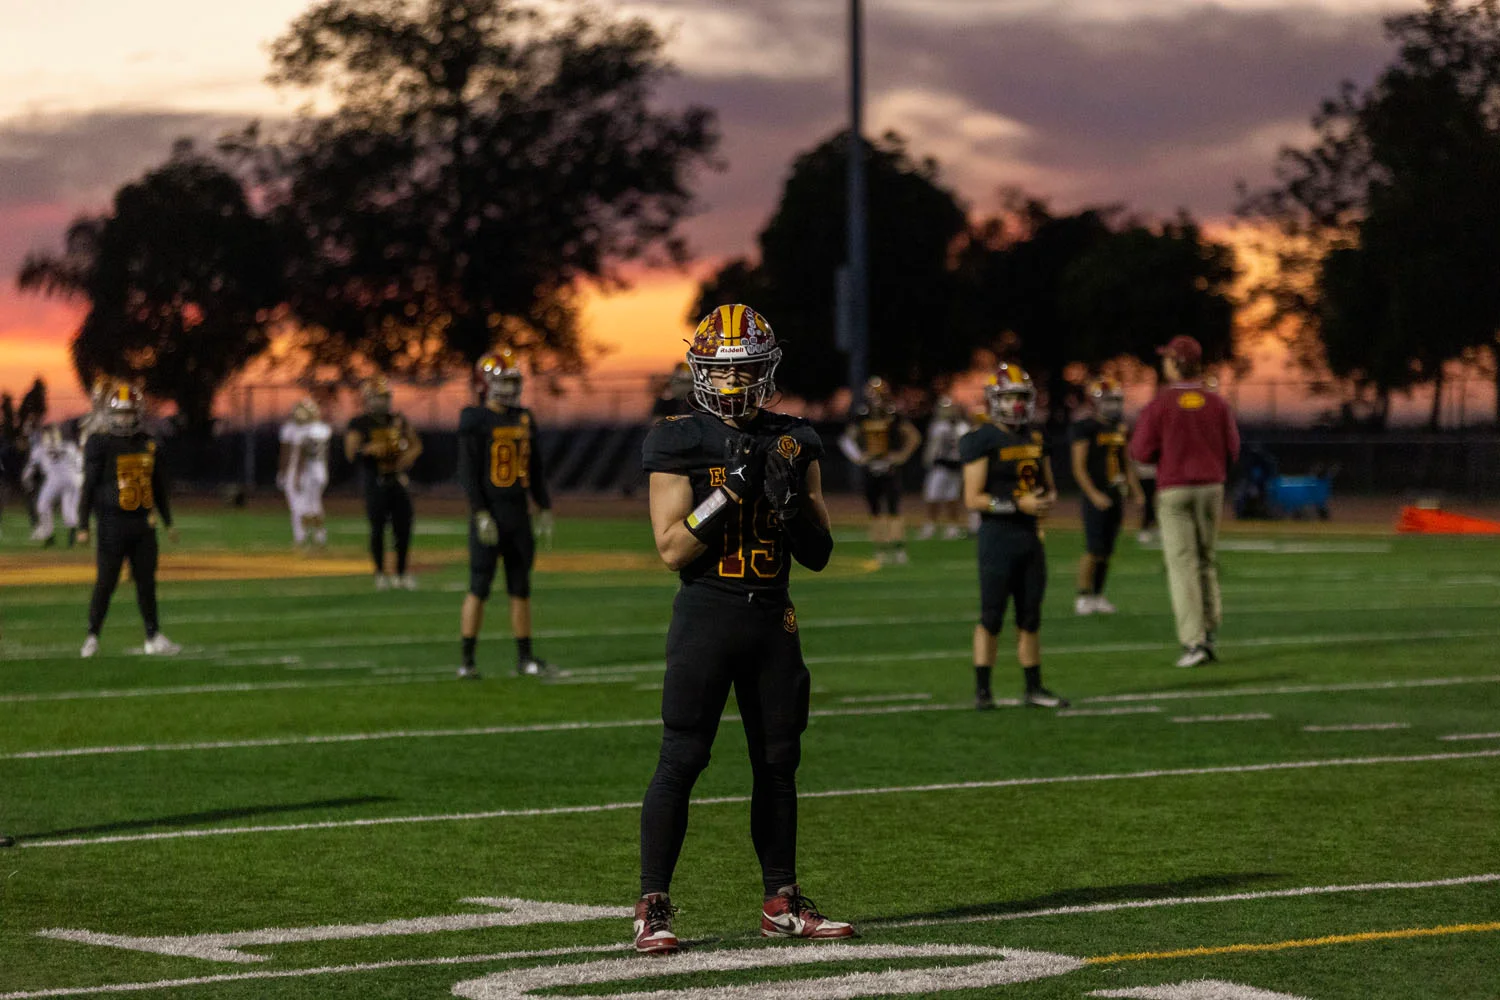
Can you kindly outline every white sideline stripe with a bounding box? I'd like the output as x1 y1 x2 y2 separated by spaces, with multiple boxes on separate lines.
7 673 1500 758
1440 732 1500 742
836 693 931 704
19 749 1500 850
873 873 1500 930
0 942 628 1000
0 702 979 761
1171 713 1273 724
1057 706 1163 718
0 676 444 704
1303 723 1411 732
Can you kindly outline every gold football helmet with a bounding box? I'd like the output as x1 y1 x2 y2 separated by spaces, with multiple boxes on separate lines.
1086 376 1125 422
475 348 523 406
984 364 1035 427
686 304 781 418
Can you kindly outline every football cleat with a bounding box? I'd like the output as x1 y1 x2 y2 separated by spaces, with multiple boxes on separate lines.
80 635 99 659
1073 595 1097 616
761 885 856 940
1175 645 1212 668
375 574 392 591
1093 596 1118 614
942 525 966 540
142 633 181 656
457 665 481 681
916 523 936 541
975 692 997 711
1023 687 1070 709
633 893 679 955
514 657 553 678
397 573 418 591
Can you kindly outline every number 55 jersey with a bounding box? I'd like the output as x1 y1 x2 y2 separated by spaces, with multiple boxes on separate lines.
643 411 823 596
78 431 172 531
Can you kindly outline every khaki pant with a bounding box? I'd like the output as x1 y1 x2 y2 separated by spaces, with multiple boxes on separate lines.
1156 484 1224 648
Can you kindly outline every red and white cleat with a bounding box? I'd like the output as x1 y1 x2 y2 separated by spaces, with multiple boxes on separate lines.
761 885 856 939
633 892 679 955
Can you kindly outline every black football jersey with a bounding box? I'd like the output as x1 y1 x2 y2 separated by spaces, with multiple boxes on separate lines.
348 412 414 482
1070 417 1130 494
78 431 172 528
457 404 550 511
958 423 1048 531
643 410 824 595
846 411 909 461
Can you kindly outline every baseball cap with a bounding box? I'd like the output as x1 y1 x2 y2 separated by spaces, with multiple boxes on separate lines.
1157 335 1203 364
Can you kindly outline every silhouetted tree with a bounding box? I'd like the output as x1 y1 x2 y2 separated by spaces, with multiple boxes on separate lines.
960 198 1235 426
237 0 718 382
694 131 971 403
18 143 284 435
1240 0 1500 426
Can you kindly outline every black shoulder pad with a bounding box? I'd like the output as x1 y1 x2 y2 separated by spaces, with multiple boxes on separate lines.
958 423 1001 464
642 414 704 473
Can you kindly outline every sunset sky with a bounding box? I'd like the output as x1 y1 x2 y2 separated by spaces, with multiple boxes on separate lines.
0 0 1420 410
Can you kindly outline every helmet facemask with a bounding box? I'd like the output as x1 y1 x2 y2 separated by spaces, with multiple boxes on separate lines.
689 352 781 419
987 385 1034 427
107 386 143 435
1095 392 1124 422
484 371 522 406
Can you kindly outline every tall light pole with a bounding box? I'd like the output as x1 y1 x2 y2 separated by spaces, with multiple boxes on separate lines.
843 0 870 407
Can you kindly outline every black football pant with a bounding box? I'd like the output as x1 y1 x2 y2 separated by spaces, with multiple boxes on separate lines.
364 479 413 575
641 584 811 898
88 519 159 637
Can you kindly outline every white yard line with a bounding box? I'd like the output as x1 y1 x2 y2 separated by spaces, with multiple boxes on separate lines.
1056 707 1163 718
17 748 1500 850
871 873 1500 929
0 676 444 704
1439 732 1500 742
836 693 932 704
1303 723 1411 733
1171 714 1274 724
1082 673 1500 704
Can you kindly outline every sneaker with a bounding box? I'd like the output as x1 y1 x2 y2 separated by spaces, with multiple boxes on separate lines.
1073 595 1097 616
1023 687 1070 708
1175 645 1212 668
1093 595 1118 614
633 893 678 955
514 657 553 678
975 692 997 711
142 633 181 656
457 665 481 680
397 573 418 591
916 523 936 541
80 635 99 659
375 574 392 591
761 885 856 939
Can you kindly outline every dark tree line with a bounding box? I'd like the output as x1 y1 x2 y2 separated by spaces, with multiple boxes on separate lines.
696 133 1237 424
17 0 717 434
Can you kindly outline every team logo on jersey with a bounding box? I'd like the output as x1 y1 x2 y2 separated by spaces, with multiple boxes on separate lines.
783 607 798 633
1178 391 1206 410
709 466 727 487
776 435 801 461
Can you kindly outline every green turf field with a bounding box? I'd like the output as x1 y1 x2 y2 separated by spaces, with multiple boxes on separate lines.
2 505 1498 999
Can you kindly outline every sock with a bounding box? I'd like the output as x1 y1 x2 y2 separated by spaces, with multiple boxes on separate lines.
1092 559 1109 594
461 636 477 668
974 666 992 695
517 637 534 663
1023 665 1041 692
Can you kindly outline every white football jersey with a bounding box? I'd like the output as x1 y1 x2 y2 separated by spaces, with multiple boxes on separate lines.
281 421 332 471
25 440 83 485
924 417 970 467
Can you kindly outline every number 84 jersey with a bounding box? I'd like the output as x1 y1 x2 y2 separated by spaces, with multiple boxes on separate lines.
457 404 551 512
643 410 824 596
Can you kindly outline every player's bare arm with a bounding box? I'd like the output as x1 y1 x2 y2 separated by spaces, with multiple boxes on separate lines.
838 426 868 466
344 429 365 462
396 421 423 470
649 471 709 571
891 419 922 466
1039 456 1059 509
1072 437 1113 511
802 461 831 531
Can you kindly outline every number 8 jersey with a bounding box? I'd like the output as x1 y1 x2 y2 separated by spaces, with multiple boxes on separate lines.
457 404 551 513
959 422 1049 532
643 410 823 596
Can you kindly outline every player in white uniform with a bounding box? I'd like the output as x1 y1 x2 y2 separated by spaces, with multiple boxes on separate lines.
24 425 84 546
277 397 332 550
918 396 970 540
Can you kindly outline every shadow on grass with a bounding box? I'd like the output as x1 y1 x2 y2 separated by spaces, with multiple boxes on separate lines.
868 871 1283 924
19 795 395 840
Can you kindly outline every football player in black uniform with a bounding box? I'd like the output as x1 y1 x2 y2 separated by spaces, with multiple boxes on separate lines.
345 376 423 590
75 381 180 658
456 348 555 680
839 377 921 565
960 364 1068 710
650 362 696 422
632 304 853 955
1070 377 1142 615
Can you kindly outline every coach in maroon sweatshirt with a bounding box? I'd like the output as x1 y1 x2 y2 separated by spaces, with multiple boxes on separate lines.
1129 336 1240 668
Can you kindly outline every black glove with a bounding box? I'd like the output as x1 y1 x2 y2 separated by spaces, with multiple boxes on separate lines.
763 450 803 520
722 432 765 499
